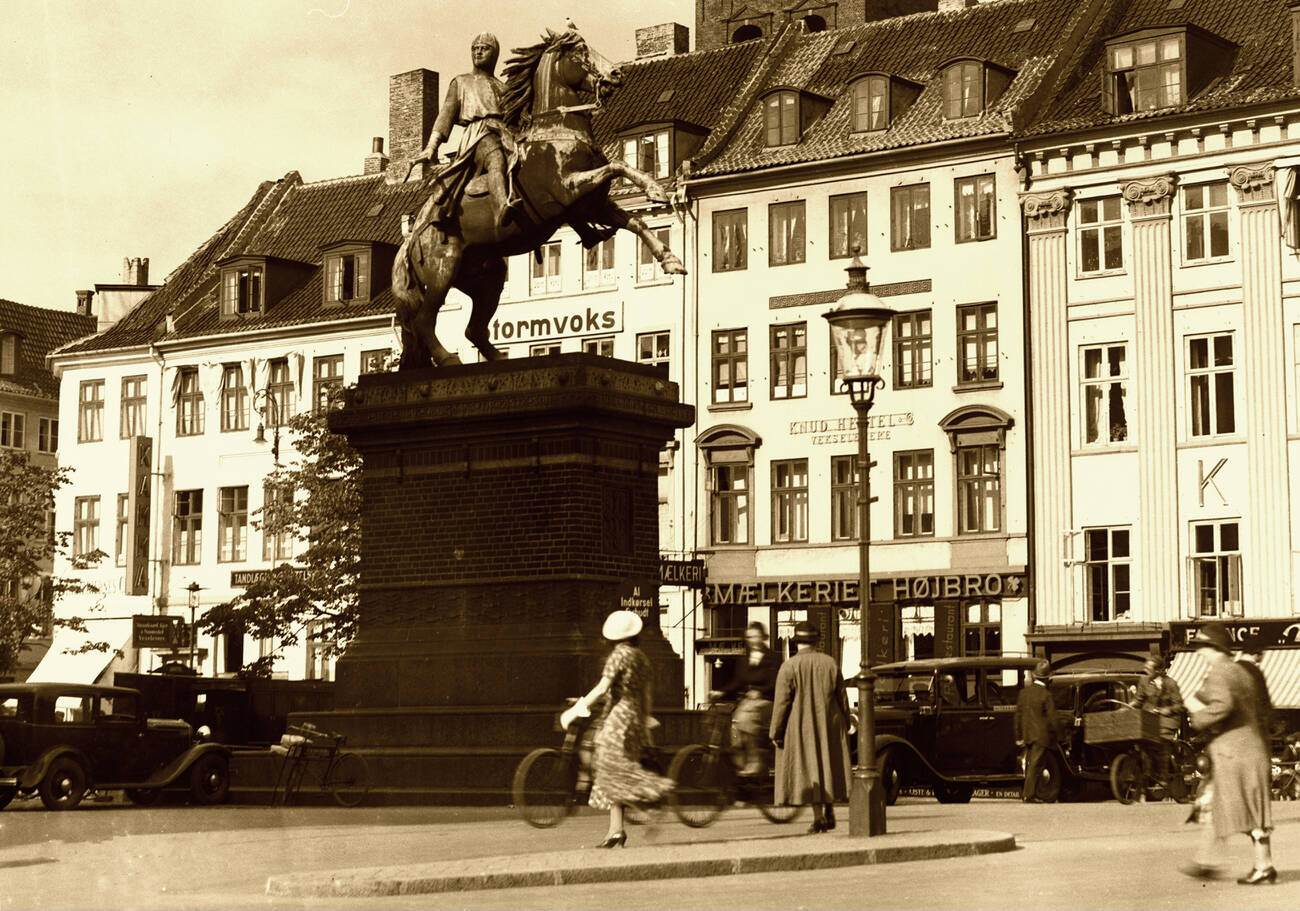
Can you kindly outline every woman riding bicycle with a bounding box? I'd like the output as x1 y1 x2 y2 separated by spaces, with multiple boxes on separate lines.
710 621 780 777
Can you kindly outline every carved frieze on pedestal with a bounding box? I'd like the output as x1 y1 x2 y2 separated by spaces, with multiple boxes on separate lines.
1021 189 1073 232
1121 174 1178 218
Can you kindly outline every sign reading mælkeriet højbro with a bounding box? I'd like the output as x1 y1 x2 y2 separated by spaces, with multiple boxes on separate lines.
489 301 622 345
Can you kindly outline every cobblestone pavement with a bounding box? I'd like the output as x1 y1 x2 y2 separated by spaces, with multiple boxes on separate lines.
0 798 1296 910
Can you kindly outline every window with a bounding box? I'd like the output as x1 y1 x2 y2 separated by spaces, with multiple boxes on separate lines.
711 329 748 404
220 364 247 432
175 367 204 436
851 77 888 132
830 454 859 542
636 331 670 370
944 61 984 119
313 355 344 412
768 201 806 267
173 489 203 565
770 460 808 544
1082 344 1129 445
73 495 100 558
1191 520 1242 618
582 337 614 357
531 241 562 295
894 450 935 538
623 130 671 179
956 443 1001 534
711 464 750 545
529 342 561 356
222 264 263 317
1188 334 1235 438
829 192 867 260
218 486 248 563
584 237 616 288
1107 34 1182 113
956 303 998 385
53 695 92 724
115 493 129 567
963 601 1001 656
37 417 57 454
769 323 807 400
955 174 996 243
638 227 671 282
0 334 15 375
0 412 24 449
326 250 370 304
893 310 932 389
1183 182 1230 262
120 375 147 439
262 483 293 561
1084 527 1132 622
78 379 104 442
97 693 139 722
1079 197 1124 273
306 619 336 681
891 184 930 251
266 359 293 427
764 91 799 146
361 349 391 374
713 209 748 272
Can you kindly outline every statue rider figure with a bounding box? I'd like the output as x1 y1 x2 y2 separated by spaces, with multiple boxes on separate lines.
419 33 518 229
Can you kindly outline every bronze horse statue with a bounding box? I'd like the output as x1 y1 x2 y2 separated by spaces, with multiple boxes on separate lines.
393 30 686 370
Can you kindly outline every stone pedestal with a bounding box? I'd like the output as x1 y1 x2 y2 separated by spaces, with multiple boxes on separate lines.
286 355 695 803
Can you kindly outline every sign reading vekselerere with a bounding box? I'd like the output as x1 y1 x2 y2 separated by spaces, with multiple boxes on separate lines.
132 614 187 649
490 302 622 345
788 413 914 445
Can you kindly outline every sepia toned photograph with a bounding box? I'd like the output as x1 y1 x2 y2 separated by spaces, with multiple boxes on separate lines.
0 0 1297 907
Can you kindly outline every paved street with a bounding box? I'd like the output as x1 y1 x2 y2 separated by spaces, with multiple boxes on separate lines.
0 797 1296 910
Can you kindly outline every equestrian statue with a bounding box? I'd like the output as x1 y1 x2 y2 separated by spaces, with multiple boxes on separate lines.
392 28 687 370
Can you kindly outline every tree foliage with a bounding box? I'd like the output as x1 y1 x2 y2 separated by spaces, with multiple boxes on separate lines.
200 403 361 676
0 450 105 677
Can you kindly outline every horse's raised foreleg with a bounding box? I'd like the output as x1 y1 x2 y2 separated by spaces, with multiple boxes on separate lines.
561 162 670 205
592 199 686 276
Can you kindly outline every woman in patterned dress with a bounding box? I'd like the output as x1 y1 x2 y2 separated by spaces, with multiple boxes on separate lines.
560 610 675 847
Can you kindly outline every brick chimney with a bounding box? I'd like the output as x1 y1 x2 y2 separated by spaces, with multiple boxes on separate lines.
75 290 94 317
387 69 439 184
364 137 389 175
636 23 690 59
122 257 150 286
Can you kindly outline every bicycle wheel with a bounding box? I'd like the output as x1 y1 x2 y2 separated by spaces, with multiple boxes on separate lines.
1109 750 1142 805
329 753 371 808
668 744 728 828
756 802 803 824
512 748 577 829
1168 741 1196 804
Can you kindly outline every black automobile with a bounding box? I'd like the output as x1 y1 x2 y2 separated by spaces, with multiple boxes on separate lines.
866 656 1048 804
0 683 232 810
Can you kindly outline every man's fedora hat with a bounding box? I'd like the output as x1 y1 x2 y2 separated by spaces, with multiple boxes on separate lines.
1190 621 1233 654
792 621 820 644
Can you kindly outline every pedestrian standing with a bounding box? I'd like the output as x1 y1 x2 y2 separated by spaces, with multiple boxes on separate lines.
710 621 781 776
1181 622 1275 885
1014 659 1061 803
769 620 851 833
560 610 675 848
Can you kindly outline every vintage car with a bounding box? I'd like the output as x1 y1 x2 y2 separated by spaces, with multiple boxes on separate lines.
0 683 232 810
867 656 1051 804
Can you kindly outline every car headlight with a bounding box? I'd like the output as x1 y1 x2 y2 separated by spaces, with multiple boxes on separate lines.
196 725 212 742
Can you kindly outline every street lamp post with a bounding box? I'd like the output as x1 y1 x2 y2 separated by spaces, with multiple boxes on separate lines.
253 388 282 464
185 581 202 672
823 251 894 838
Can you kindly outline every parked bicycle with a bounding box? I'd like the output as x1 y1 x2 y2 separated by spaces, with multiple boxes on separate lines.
511 700 666 829
270 722 371 808
1272 733 1300 801
667 701 802 828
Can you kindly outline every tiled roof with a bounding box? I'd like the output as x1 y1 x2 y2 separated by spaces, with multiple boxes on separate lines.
1025 0 1300 137
0 299 97 398
693 0 1087 177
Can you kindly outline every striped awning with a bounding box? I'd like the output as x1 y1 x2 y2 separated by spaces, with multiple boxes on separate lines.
26 622 131 685
1168 649 1300 709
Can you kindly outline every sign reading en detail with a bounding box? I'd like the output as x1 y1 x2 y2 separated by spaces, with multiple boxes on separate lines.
788 413 913 446
1170 619 1300 650
660 558 706 589
132 614 187 649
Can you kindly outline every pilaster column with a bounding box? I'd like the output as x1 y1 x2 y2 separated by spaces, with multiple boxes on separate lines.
1230 162 1292 613
1121 174 1179 621
1021 189 1073 626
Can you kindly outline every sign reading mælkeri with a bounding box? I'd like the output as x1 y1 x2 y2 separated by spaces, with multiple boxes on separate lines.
659 557 706 588
126 436 153 597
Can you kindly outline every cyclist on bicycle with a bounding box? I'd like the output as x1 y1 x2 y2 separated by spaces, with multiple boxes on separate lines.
1133 655 1185 782
710 621 780 777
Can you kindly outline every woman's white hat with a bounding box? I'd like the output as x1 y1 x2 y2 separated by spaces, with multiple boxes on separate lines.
602 610 643 642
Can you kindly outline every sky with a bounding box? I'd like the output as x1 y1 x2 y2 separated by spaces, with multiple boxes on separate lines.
0 0 694 311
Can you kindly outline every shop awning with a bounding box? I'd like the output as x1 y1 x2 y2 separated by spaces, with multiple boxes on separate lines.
1168 649 1300 709
26 623 132 685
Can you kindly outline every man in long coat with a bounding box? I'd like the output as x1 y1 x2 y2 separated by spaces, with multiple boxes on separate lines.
1014 659 1061 802
769 621 850 833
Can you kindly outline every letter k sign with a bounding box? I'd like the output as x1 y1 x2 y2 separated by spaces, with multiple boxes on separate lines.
1198 458 1228 507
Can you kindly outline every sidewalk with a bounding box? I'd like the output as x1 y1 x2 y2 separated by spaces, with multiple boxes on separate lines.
265 829 1017 898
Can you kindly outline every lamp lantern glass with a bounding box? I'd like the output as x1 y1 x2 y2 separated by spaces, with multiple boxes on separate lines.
824 256 894 392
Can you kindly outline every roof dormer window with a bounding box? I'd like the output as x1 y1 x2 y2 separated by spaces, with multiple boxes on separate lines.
762 89 831 147
1102 27 1235 116
849 74 922 133
217 254 314 321
222 263 263 317
940 59 1015 121
623 129 671 179
325 248 371 304
0 333 17 375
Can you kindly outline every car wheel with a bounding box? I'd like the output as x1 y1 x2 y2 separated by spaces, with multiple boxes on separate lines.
189 754 230 805
1035 751 1063 803
0 787 15 810
125 788 163 807
878 748 902 806
39 758 87 811
932 781 974 804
